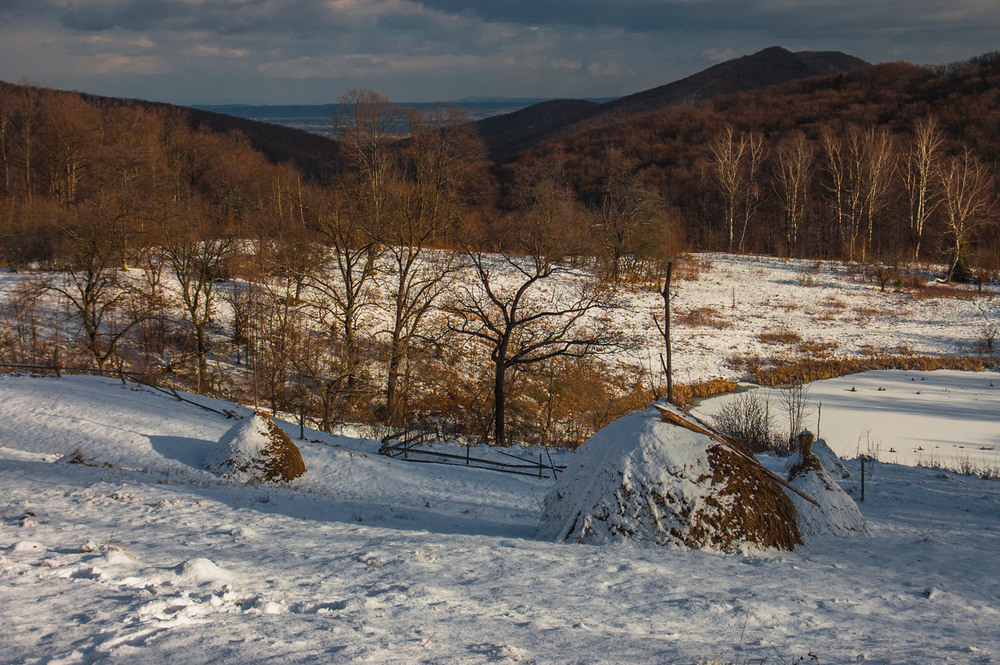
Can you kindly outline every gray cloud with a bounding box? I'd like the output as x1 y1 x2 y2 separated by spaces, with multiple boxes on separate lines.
0 0 996 104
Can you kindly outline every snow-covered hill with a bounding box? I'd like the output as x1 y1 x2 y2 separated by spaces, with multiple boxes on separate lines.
1 374 999 663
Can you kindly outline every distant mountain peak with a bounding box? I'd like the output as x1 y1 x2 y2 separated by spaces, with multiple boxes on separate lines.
475 46 869 161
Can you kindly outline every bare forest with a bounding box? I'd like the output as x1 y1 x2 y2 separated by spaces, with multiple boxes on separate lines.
1 55 999 447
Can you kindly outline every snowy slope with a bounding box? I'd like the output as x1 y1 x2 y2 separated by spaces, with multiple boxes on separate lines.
1 374 999 663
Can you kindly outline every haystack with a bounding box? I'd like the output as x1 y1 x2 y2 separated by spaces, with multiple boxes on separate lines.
536 404 803 553
205 412 306 484
784 432 868 538
811 437 851 479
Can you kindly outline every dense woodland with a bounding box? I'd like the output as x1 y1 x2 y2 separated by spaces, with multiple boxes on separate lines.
0 52 998 447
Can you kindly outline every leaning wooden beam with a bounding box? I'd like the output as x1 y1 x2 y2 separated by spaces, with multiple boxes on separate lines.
652 403 820 508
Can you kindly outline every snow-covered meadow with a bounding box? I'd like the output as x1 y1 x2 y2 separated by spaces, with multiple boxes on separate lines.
1 372 999 664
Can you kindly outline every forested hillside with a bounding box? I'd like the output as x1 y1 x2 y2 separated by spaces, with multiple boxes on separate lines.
503 56 1000 273
0 53 998 448
475 46 869 160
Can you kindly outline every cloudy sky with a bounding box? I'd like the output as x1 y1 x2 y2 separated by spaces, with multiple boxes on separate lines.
0 0 997 105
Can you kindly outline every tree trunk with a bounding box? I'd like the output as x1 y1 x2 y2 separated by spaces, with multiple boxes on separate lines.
494 360 507 446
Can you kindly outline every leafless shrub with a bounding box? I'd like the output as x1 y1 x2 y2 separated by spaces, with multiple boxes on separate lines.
780 382 813 445
712 390 787 454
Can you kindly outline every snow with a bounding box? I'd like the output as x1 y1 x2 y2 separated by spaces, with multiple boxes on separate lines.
781 448 870 538
536 405 717 546
695 369 1000 470
1 373 999 663
535 404 803 553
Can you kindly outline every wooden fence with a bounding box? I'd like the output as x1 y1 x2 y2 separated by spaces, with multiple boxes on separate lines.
379 429 566 479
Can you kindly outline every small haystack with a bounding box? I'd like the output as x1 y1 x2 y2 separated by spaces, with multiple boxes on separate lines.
205 413 306 484
536 404 803 553
785 432 868 538
811 437 851 479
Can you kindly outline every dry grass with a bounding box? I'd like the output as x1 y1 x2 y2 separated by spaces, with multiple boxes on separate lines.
909 283 990 301
749 354 999 387
676 306 731 329
671 378 740 407
690 445 802 552
852 305 894 319
258 414 307 482
674 254 712 282
797 339 840 357
759 329 802 345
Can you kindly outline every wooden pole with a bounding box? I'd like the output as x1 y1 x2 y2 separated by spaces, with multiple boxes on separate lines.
662 261 673 404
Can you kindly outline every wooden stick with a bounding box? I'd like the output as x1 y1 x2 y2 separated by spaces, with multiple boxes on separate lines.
652 403 820 507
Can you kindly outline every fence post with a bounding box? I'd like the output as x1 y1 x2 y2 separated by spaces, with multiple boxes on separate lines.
860 456 866 502
53 348 61 378
538 453 543 479
466 443 470 466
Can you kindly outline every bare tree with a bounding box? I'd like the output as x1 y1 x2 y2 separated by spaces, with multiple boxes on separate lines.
300 184 381 425
0 85 16 196
820 127 852 254
773 133 813 257
710 125 747 252
379 105 483 426
330 89 402 232
50 205 148 369
938 149 995 282
592 148 667 283
447 215 619 446
903 116 944 262
158 212 235 393
709 126 764 252
780 382 813 446
821 126 894 261
859 127 895 262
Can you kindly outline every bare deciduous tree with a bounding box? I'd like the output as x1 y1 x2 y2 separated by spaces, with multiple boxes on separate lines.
773 133 813 257
709 126 764 253
380 105 483 426
592 147 668 283
158 212 235 393
447 215 619 446
903 116 944 262
51 205 148 369
939 149 995 281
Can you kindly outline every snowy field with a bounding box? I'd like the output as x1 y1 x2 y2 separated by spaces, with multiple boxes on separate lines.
2 374 999 664
695 369 1000 470
1 252 997 389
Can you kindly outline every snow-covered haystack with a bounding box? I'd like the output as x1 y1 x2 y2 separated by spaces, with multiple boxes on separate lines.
785 432 868 538
536 404 802 553
205 413 306 484
811 437 850 479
